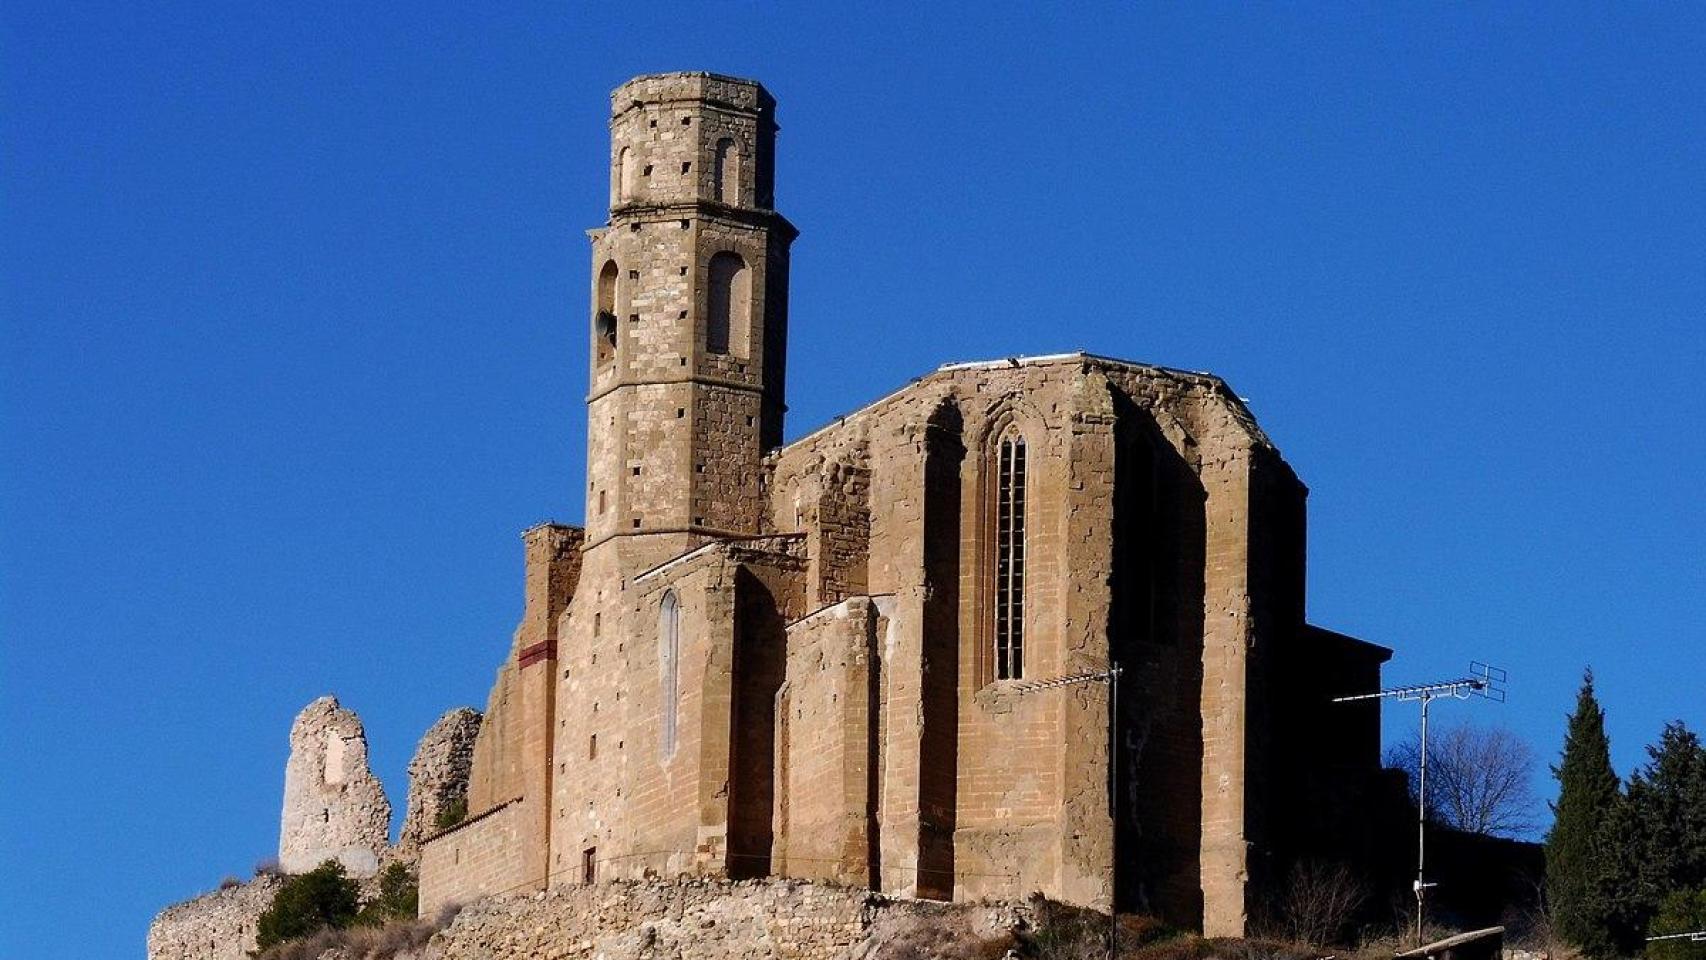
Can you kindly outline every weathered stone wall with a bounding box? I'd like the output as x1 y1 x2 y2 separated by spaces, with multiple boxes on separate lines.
399 707 482 856
418 798 531 918
278 697 390 876
421 877 1027 960
146 875 280 960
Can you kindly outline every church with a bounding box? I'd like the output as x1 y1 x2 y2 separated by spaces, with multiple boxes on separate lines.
417 72 1394 937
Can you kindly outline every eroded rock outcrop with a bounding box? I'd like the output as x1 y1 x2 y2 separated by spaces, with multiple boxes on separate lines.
398 707 482 856
279 696 390 876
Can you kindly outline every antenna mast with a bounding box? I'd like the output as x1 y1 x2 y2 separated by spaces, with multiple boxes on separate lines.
1334 661 1507 945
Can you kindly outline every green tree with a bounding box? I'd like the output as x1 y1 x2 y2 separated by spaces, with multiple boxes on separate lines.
1645 887 1706 960
434 795 467 831
254 860 361 951
356 861 419 926
1546 670 1623 958
1630 724 1706 893
1604 722 1706 952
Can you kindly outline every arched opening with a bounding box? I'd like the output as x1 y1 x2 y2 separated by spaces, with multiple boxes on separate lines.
658 590 680 760
616 147 638 202
706 252 749 357
992 431 1027 680
595 261 619 365
713 138 739 204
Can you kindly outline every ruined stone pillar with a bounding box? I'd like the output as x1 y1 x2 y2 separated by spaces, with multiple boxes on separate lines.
278 696 390 876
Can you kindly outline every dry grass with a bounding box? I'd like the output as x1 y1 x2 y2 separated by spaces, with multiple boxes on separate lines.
1021 899 1316 960
254 918 441 960
863 909 1016 960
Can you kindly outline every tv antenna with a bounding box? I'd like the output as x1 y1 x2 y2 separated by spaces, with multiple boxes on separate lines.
1333 661 1507 945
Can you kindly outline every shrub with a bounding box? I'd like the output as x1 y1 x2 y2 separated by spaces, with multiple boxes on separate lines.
219 876 242 890
254 860 360 951
1256 860 1368 947
435 796 468 831
356 862 419 926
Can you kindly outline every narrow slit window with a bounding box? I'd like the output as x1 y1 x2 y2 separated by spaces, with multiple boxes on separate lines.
994 434 1028 679
658 590 680 759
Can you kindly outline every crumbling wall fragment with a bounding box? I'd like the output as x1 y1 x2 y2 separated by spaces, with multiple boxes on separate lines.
146 874 281 960
398 707 482 856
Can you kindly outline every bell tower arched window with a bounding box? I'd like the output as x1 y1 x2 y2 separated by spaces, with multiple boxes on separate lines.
595 261 618 365
658 590 681 759
706 252 749 356
994 433 1027 679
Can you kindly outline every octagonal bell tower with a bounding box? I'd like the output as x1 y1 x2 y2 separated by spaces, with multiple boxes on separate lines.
585 73 796 557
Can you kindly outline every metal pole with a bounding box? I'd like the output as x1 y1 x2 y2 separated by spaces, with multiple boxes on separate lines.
1110 663 1121 960
1415 693 1430 946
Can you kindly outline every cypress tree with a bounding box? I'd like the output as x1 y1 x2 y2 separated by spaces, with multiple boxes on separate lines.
1546 670 1622 957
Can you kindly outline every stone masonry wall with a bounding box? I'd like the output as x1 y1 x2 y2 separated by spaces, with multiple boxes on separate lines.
421 877 1030 960
418 798 531 918
146 874 281 960
399 707 483 857
278 696 391 876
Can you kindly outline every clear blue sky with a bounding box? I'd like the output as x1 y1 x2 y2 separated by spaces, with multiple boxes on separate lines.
3 3 1702 957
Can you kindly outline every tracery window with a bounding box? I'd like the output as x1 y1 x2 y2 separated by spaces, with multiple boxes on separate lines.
994 433 1027 679
658 590 680 759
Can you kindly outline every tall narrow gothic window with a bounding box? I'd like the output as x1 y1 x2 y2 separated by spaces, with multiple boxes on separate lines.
706 252 748 356
713 138 738 204
658 590 680 759
994 434 1027 679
